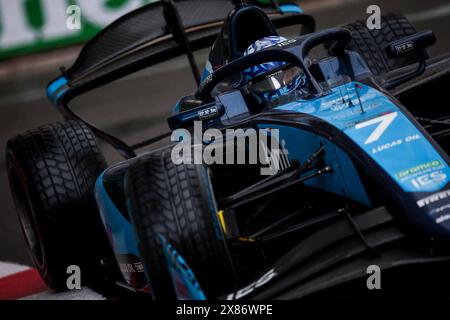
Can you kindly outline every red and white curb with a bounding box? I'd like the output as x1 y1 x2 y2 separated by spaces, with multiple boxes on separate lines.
0 262 105 300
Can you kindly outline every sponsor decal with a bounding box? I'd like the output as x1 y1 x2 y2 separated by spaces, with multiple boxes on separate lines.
396 160 443 179
371 134 420 154
395 41 414 55
116 254 147 290
226 269 277 300
330 103 349 112
396 160 447 190
417 190 450 208
202 74 213 85
436 214 450 224
198 74 213 93
372 138 402 154
276 39 297 47
430 204 450 226
410 171 447 189
198 106 220 121
430 204 450 216
119 262 145 274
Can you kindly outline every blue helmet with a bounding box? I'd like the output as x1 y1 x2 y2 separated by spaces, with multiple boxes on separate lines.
242 36 307 104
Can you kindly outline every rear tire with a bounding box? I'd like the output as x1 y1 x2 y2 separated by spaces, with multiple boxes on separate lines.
126 151 236 299
6 120 110 290
344 13 424 75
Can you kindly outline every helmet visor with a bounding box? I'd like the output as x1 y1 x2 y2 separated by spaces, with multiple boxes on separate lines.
249 66 304 94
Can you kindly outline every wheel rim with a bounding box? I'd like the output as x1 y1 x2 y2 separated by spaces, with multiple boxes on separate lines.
8 165 45 269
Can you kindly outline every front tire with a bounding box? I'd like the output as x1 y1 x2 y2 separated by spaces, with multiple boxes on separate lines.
345 13 424 76
6 120 110 290
126 151 236 299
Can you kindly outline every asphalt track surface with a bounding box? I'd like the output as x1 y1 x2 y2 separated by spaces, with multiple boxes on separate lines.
0 0 449 266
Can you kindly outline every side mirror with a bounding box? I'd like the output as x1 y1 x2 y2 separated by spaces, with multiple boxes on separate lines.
384 31 436 89
168 102 225 130
386 31 436 58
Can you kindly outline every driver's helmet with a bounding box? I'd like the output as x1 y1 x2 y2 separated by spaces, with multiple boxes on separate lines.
242 36 307 104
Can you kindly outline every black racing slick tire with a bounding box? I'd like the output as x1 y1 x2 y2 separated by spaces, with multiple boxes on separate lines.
344 12 424 76
6 120 109 290
126 151 236 300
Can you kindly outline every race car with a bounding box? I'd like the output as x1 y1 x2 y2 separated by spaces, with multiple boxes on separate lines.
6 0 450 299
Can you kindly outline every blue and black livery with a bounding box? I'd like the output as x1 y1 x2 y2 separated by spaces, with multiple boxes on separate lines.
9 0 450 300
90 3 450 298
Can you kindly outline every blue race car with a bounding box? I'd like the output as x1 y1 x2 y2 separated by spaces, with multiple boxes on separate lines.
7 0 450 299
